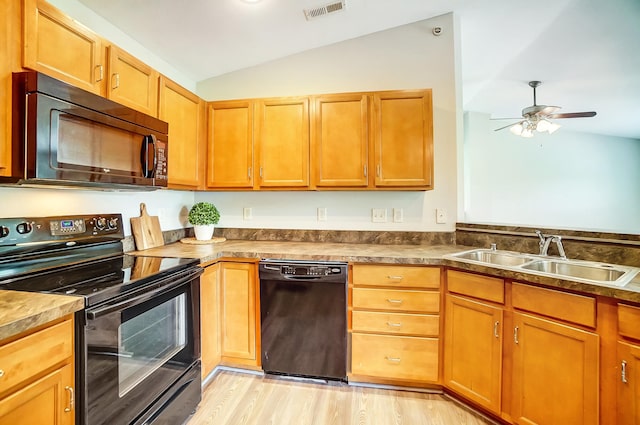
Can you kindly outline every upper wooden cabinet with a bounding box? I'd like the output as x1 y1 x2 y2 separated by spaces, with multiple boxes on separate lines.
159 76 205 189
23 0 105 95
207 100 254 189
372 90 433 188
1 0 21 177
256 97 310 188
311 93 369 188
107 45 158 117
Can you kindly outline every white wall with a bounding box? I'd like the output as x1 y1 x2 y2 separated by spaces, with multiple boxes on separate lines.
463 111 640 234
196 13 460 232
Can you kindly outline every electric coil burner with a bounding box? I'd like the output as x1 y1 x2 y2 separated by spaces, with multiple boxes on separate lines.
0 214 203 425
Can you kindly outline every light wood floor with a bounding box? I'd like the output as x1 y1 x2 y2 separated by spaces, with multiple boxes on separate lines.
187 370 494 425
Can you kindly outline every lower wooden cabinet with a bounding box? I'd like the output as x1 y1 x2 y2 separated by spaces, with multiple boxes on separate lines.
200 263 221 378
511 312 599 425
444 294 503 414
618 341 640 425
0 317 75 425
219 262 259 367
349 264 441 384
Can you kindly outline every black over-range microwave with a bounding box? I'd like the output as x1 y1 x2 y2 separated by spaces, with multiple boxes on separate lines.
2 71 168 190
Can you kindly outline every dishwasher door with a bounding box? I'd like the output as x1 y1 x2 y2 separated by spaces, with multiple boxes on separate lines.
259 260 347 381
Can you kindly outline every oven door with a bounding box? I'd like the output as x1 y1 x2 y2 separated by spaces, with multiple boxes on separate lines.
80 268 201 425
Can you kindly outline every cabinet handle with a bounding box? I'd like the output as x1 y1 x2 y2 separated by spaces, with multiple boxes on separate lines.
622 360 628 384
386 321 402 328
112 73 120 90
363 164 367 177
248 167 252 179
514 326 519 344
259 167 263 179
0 369 4 378
95 65 104 82
376 164 381 177
385 356 401 363
386 298 403 305
494 321 499 338
387 275 403 281
64 386 74 412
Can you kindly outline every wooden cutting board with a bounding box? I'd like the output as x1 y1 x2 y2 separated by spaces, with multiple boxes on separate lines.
130 203 164 250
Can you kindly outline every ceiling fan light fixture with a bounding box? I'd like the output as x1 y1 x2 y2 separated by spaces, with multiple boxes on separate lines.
547 122 561 134
521 127 534 138
536 118 551 132
510 122 524 136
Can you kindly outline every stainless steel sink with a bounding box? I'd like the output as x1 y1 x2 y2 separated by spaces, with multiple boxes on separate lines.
451 249 536 267
521 259 627 282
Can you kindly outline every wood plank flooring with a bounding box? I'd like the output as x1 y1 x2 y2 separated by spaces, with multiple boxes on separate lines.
187 370 494 425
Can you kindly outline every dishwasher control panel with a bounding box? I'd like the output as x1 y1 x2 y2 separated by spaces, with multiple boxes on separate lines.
259 260 347 281
281 264 342 276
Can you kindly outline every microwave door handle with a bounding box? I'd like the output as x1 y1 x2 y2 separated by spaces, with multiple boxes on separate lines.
140 135 157 178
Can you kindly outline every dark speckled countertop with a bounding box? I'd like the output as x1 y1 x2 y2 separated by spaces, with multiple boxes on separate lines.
131 240 640 304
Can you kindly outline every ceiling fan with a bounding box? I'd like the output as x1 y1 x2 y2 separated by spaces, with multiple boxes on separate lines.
494 81 597 137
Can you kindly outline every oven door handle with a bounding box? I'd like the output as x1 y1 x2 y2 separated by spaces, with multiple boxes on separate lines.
86 268 201 320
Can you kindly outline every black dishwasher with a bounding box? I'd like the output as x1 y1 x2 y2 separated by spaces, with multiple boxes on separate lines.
259 260 347 381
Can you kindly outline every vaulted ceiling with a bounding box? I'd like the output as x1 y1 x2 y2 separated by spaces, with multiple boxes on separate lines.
77 0 640 139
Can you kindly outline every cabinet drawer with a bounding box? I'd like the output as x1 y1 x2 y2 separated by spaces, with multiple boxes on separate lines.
619 303 640 341
352 311 439 336
352 288 440 313
446 270 504 304
512 283 596 328
352 265 440 289
0 318 73 394
351 333 438 382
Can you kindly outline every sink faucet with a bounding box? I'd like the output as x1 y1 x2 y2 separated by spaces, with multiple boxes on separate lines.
535 230 567 259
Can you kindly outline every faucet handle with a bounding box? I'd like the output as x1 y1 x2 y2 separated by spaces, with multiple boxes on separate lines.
535 230 545 242
490 243 497 251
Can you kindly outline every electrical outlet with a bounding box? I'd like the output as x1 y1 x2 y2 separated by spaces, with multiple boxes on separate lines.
243 207 252 220
317 207 327 221
393 208 404 223
436 208 447 224
372 208 387 223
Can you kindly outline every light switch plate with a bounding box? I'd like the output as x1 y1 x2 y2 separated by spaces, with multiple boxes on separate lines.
243 207 252 220
317 207 327 221
393 208 403 223
436 208 447 224
372 208 387 223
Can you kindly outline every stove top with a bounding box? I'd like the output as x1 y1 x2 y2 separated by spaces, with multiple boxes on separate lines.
0 213 199 307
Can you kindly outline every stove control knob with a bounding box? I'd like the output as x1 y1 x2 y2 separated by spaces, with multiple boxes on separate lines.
0 226 9 238
16 222 33 234
95 217 107 230
108 217 119 230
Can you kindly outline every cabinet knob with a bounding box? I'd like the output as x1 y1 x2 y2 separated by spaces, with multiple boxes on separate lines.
0 369 4 378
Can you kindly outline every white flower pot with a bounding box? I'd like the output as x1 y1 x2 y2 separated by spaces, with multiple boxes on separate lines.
193 224 214 241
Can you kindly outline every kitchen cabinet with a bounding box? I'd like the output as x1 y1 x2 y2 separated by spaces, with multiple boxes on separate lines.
372 90 433 188
0 0 21 177
107 45 158 117
0 316 75 425
23 0 106 95
311 93 369 188
206 100 254 189
350 264 441 384
159 76 205 189
200 263 221 379
255 97 310 188
219 261 259 367
617 303 640 425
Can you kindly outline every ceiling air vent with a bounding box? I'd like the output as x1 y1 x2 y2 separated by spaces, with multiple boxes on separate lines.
304 1 346 21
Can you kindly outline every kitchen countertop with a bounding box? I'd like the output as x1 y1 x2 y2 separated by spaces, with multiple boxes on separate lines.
0 291 84 342
131 239 640 304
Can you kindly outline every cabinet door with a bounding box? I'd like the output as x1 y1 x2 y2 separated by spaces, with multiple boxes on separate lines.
23 0 105 95
372 90 433 188
207 101 254 188
444 294 503 414
0 363 74 425
220 262 257 364
159 76 205 189
618 341 640 425
200 264 220 379
1 0 21 176
512 312 599 425
107 45 158 116
256 97 309 188
312 94 369 187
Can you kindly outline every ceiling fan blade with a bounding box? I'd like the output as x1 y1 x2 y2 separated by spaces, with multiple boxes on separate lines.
490 117 522 120
494 121 522 132
547 111 597 119
539 105 561 115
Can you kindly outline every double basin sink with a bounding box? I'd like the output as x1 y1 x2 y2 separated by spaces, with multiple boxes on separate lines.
447 249 640 287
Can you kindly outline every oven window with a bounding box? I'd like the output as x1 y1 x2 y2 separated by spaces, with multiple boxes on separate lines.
118 293 187 397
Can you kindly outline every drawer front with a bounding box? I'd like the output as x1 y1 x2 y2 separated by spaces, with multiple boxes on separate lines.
352 288 440 313
352 311 439 337
352 265 440 289
619 303 640 341
512 283 596 328
351 333 438 382
446 270 504 304
0 318 73 394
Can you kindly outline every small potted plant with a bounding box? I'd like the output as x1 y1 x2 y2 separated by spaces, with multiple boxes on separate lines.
188 202 220 241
